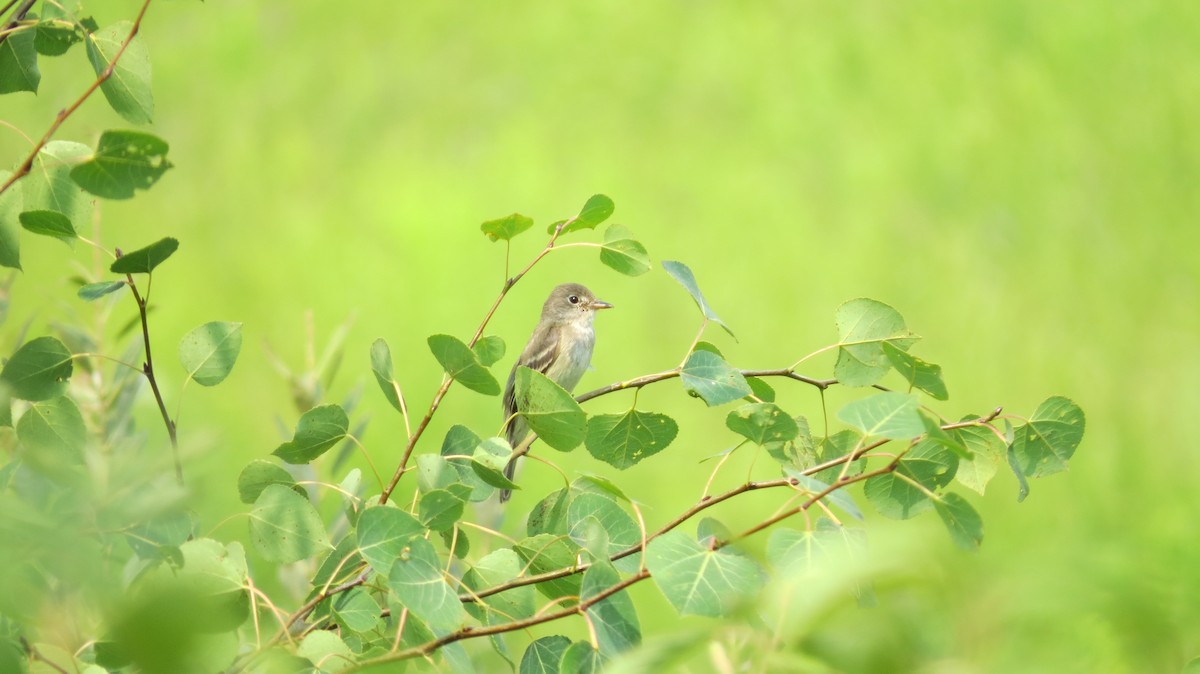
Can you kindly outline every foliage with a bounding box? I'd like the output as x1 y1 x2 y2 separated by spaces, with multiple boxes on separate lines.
0 3 1093 672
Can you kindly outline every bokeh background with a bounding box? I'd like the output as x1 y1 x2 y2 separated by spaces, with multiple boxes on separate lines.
3 0 1198 672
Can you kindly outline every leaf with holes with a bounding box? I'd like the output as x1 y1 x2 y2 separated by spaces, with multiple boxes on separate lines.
1010 396 1085 477
71 130 171 200
584 409 677 469
726 402 798 445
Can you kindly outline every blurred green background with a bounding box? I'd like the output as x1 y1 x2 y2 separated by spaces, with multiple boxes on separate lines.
3 0 1198 672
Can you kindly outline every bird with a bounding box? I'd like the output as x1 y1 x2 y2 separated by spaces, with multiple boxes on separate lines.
500 283 612 502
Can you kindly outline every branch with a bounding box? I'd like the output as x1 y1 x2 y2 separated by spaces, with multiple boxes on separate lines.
575 367 837 405
378 223 571 505
123 271 181 483
0 0 155 199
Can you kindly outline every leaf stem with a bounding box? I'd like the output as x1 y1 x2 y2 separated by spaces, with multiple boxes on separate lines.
124 272 181 483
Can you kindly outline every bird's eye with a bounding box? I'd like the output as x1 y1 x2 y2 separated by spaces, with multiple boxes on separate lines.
568 295 580 305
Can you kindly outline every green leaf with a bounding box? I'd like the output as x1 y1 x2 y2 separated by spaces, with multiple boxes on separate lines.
744 376 776 402
0 26 40 94
549 194 615 235
679 350 751 406
599 224 650 276
71 130 171 200
138 539 250 632
1006 443 1030 503
567 492 640 572
472 335 506 367
434 426 496 501
109 236 178 274
178 321 242 386
836 392 924 440
297 631 353 671
726 402 799 445
470 436 520 489
584 409 678 470
864 440 959 519
419 489 466 532
560 642 604 674
369 338 405 414
85 21 153 123
767 519 867 573
661 260 734 337
883 342 948 400
332 587 381 634
387 537 466 631
1011 396 1085 477
35 9 85 56
481 212 534 242
15 395 86 475
249 485 332 563
582 561 641 655
462 548 535 622
1 336 73 401
313 536 363 589
951 423 1006 494
78 281 126 301
22 141 92 233
645 531 763 617
18 210 76 241
527 488 572 537
514 367 587 451
355 506 424 576
810 429 865 484
428 333 500 395
833 298 918 386
935 492 983 550
237 459 304 504
0 170 22 269
513 534 583 600
272 404 349 464
520 636 571 674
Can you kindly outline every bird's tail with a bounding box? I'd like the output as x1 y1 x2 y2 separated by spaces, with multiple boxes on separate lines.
499 459 517 503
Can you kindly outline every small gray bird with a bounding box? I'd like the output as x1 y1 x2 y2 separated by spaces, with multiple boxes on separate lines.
500 283 612 502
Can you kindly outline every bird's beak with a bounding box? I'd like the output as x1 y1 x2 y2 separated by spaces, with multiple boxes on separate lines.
592 299 614 310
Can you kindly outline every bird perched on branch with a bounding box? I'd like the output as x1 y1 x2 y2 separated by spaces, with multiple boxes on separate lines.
500 283 612 502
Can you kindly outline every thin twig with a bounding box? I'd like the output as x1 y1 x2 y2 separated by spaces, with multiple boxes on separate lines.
124 272 180 483
575 367 836 404
0 0 155 199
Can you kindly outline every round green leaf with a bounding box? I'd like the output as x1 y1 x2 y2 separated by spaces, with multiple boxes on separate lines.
15 395 86 475
833 298 918 386
864 440 959 519
514 367 586 451
355 506 424 576
248 485 332 563
560 642 605 674
644 530 764 617
513 534 583 600
272 404 349 464
882 342 948 400
237 459 304 504
472 335 506 367
549 193 615 235
520 636 571 674
836 392 924 440
462 549 535 623
387 537 466 631
427 333 500 396
935 492 983 550
419 489 466 532
0 27 40 94
19 210 76 241
599 224 650 276
585 409 678 470
726 402 799 445
179 321 242 386
582 561 642 656
1 336 74 402
680 350 750 407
